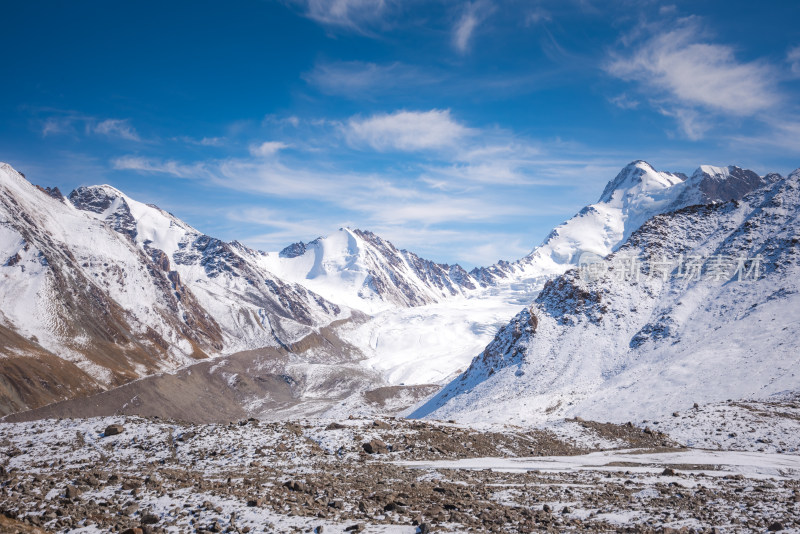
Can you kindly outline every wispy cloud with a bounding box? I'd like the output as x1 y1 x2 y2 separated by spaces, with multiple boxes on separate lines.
174 135 225 147
249 141 290 157
607 17 782 138
292 0 389 34
452 1 492 54
93 119 140 141
609 93 639 110
110 110 631 266
303 61 439 97
42 116 77 137
657 106 711 141
346 109 473 151
524 7 551 25
112 156 203 178
789 45 800 76
40 113 143 142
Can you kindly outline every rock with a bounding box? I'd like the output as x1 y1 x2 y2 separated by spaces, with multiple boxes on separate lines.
672 412 679 417
140 512 159 524
372 420 391 430
661 467 676 476
325 423 346 430
417 523 430 534
283 480 307 492
247 497 264 507
122 480 141 491
768 523 784 532
344 524 364 532
177 431 195 442
65 485 82 500
362 439 389 454
121 529 144 534
104 424 125 436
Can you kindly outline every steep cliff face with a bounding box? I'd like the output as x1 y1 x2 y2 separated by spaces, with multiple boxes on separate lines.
412 169 800 424
0 164 349 415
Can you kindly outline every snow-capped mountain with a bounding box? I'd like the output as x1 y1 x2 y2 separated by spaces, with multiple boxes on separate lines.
0 159 790 421
412 167 800 424
0 163 349 415
250 228 478 313
472 161 773 290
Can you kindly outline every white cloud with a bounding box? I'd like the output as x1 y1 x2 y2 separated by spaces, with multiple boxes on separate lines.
249 141 290 157
197 136 224 146
93 119 141 141
112 156 201 178
453 2 492 54
346 109 473 152
109 113 630 266
657 107 711 141
524 8 551 26
41 117 75 137
303 61 438 97
607 19 780 124
296 0 387 33
609 93 639 110
789 45 800 76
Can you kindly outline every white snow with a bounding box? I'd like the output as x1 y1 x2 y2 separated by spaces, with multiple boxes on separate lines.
413 167 800 426
398 448 800 480
340 293 523 385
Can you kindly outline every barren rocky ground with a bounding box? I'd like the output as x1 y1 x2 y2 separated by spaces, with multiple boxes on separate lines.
1 406 799 534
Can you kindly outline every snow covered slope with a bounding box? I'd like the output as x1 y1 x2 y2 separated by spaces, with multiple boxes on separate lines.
0 163 349 415
472 161 771 292
412 168 800 424
252 228 478 313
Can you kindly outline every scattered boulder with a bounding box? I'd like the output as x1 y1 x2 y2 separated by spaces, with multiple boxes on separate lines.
362 439 389 454
283 480 307 492
140 513 160 524
104 424 125 436
64 485 82 500
177 431 195 442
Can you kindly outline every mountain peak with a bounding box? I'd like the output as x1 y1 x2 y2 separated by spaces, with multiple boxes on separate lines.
598 161 685 203
685 164 766 203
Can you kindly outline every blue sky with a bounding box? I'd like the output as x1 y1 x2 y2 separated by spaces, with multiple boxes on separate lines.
2 1 799 267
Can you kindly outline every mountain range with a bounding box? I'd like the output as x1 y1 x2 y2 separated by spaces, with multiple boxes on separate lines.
0 160 796 423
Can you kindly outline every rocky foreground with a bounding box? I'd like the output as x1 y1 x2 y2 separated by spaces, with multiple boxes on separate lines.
1 404 799 533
